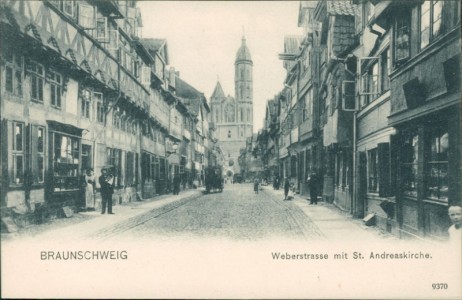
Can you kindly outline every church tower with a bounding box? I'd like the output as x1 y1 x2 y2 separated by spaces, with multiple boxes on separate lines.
209 37 253 177
235 36 253 139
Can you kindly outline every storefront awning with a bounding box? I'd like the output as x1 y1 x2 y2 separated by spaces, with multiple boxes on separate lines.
47 120 83 136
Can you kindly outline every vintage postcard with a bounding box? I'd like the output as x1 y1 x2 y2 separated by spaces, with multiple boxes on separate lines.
1 0 461 299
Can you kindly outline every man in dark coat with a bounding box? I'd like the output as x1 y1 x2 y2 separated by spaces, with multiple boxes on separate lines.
99 168 114 214
283 177 290 200
308 172 319 205
173 174 180 195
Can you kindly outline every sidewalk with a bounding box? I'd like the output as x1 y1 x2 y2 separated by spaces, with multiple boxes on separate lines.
262 185 400 242
1 188 204 243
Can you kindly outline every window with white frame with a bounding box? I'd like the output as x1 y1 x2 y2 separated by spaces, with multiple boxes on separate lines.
30 61 44 102
108 27 119 52
63 1 75 18
4 49 23 96
359 57 380 107
95 17 107 42
49 70 62 109
141 65 151 87
394 11 411 63
81 89 91 119
94 92 104 123
420 1 442 49
12 122 25 184
380 48 391 92
78 3 95 29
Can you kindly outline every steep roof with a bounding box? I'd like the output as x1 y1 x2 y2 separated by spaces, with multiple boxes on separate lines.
176 76 203 100
326 1 355 16
210 81 226 100
141 38 169 64
235 36 252 63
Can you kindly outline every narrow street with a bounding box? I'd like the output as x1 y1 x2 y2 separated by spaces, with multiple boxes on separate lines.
100 183 324 241
2 183 402 244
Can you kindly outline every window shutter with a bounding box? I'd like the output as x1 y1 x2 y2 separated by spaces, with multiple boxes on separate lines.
30 125 38 184
342 81 356 111
1 120 10 199
378 142 391 197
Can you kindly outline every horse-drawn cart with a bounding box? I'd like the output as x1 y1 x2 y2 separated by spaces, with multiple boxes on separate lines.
204 166 224 193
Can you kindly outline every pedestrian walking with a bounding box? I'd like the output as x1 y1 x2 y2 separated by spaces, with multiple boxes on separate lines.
308 172 319 205
283 177 290 200
84 169 96 210
173 174 181 195
99 168 114 214
254 179 259 194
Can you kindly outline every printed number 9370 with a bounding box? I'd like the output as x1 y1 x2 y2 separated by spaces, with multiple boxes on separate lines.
432 283 448 290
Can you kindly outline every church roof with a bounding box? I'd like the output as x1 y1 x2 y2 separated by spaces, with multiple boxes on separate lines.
235 36 252 63
211 81 226 100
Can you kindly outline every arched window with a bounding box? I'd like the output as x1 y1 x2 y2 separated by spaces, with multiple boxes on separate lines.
224 103 235 122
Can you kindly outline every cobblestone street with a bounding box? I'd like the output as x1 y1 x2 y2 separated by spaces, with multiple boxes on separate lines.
112 183 324 241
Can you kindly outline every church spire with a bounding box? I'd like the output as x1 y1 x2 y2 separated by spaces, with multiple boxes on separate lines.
211 80 226 100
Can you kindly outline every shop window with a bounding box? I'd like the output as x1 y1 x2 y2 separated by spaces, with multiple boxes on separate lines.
30 61 44 102
49 70 62 109
368 148 379 193
426 125 448 201
52 133 80 192
4 50 23 96
401 130 419 197
81 89 91 119
394 11 411 63
12 122 24 184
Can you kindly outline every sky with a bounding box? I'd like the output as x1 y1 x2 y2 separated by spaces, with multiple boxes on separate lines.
137 1 303 132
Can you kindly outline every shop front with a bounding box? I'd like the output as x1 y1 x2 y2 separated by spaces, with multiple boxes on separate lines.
45 121 83 208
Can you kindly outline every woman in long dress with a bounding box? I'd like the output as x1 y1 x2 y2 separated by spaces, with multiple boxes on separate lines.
85 169 96 210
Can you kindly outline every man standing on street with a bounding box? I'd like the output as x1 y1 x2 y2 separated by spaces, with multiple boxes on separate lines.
283 177 290 200
308 172 319 205
99 168 114 214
